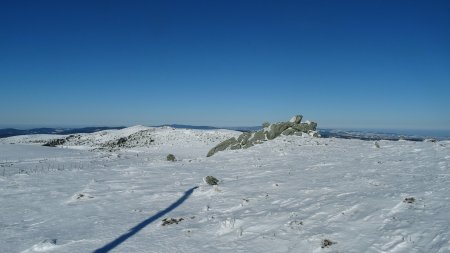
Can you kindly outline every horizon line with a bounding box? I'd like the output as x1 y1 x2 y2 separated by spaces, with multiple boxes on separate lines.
1 124 450 133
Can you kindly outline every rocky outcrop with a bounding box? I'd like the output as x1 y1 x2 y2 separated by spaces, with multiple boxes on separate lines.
43 138 66 147
42 134 82 147
98 130 155 151
207 115 319 157
289 115 302 124
206 137 239 157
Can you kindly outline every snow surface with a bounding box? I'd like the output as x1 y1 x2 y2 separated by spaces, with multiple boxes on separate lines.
1 126 450 253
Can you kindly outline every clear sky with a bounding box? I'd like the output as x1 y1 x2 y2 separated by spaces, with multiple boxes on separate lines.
1 0 449 129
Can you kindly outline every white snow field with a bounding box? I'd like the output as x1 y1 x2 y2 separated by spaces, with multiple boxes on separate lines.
1 126 449 253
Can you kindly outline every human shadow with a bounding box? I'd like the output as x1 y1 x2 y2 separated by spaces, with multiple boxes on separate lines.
92 186 198 253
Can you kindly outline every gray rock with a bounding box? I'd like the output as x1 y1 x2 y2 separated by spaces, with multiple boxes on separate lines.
230 144 242 150
237 132 252 145
243 142 255 149
207 137 239 157
205 176 219 185
281 128 296 135
289 115 303 124
166 154 176 161
207 114 319 156
266 122 292 140
291 122 317 132
239 131 267 149
250 131 266 143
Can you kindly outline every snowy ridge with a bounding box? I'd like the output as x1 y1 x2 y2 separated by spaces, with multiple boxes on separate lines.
0 128 449 252
0 125 239 153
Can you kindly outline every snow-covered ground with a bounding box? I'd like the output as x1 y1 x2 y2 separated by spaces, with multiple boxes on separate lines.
1 126 449 252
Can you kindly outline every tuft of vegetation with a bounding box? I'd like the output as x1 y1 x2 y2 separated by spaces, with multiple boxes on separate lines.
161 217 184 226
404 197 415 204
321 239 335 248
166 154 176 162
374 142 380 148
205 175 219 185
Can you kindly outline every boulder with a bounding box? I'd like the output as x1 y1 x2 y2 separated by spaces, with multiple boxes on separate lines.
205 176 219 185
166 154 176 161
243 142 255 149
237 132 252 145
281 128 296 136
250 131 266 143
207 114 319 157
206 137 239 157
291 121 317 132
266 122 292 140
289 115 303 124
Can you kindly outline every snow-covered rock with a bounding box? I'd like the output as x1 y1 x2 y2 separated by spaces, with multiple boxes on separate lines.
289 115 302 124
207 115 318 156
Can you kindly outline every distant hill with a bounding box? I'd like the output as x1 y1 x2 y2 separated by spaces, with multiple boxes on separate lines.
0 127 126 138
156 124 219 130
223 126 262 132
318 128 434 141
0 125 261 139
157 124 262 132
3 125 445 141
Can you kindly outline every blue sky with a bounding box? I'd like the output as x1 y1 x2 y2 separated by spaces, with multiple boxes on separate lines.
1 0 449 129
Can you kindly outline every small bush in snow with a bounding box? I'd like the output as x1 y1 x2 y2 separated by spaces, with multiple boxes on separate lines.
166 154 176 162
404 197 415 204
205 176 219 185
161 217 184 226
321 239 335 248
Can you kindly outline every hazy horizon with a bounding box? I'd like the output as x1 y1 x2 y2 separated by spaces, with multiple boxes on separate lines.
2 123 450 135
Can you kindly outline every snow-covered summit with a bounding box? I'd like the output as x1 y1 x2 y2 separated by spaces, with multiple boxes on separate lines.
0 125 240 159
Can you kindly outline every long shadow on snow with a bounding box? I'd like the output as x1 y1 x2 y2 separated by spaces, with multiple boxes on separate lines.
92 186 198 253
